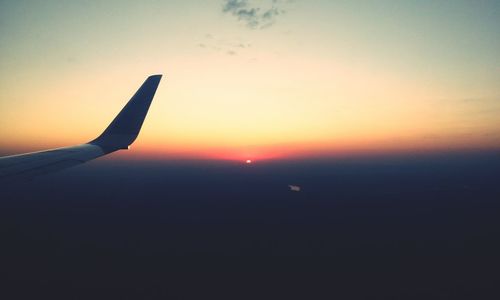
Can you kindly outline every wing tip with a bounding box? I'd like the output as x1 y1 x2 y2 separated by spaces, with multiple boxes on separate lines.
148 74 163 80
89 74 162 150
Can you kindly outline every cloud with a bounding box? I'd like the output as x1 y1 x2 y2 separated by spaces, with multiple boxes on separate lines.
197 33 252 56
222 0 289 29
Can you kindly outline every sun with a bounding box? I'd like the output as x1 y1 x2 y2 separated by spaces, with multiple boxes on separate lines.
245 159 252 164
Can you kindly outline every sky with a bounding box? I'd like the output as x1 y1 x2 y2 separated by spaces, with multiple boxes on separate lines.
0 0 499 161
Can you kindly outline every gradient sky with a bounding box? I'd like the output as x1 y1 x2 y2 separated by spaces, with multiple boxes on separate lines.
1 0 499 160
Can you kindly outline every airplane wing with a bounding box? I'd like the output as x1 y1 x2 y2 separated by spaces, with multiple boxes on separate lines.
0 74 162 181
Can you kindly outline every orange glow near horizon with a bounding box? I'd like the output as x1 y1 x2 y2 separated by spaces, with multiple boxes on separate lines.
1 119 500 161
1 66 499 161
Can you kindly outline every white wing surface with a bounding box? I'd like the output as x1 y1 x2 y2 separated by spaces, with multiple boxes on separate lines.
0 75 162 181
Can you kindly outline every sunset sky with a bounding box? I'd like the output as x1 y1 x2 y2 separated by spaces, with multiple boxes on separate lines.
1 0 499 160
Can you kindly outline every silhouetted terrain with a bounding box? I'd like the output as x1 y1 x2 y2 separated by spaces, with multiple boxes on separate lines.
1 152 500 299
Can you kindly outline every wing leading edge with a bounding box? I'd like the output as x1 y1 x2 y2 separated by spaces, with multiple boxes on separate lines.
0 75 162 181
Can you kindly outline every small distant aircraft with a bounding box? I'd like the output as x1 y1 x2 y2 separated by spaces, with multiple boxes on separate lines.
0 75 162 181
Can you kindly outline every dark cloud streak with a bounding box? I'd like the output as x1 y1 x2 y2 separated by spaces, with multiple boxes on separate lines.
222 0 288 29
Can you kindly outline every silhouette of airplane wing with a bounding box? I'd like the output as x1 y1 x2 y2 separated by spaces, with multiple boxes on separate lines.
0 74 162 181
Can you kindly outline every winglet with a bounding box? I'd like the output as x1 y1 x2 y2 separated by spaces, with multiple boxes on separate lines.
90 75 162 151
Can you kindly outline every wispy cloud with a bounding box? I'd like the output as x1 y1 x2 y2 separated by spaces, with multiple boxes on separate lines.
222 0 290 29
197 33 252 56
